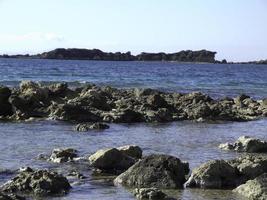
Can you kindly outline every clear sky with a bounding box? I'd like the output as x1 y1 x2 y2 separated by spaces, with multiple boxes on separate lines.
0 0 266 61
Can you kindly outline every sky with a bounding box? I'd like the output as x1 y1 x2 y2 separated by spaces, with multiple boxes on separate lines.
0 0 267 62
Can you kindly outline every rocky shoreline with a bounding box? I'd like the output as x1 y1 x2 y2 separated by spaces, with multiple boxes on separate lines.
0 81 266 123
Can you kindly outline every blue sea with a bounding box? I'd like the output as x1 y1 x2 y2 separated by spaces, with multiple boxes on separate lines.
0 58 266 200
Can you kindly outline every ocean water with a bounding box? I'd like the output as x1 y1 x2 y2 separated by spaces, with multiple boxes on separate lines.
0 58 267 200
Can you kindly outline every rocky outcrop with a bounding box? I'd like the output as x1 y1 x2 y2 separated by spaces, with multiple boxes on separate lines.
233 173 267 200
0 82 266 123
48 148 78 163
114 154 189 189
185 160 239 189
0 167 71 196
219 136 267 153
89 148 136 174
0 192 25 200
134 188 176 200
75 122 109 132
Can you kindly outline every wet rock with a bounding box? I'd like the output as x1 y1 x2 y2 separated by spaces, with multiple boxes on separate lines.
219 136 267 153
228 155 267 181
103 109 144 123
48 148 78 163
47 83 69 97
117 145 142 159
146 94 168 108
89 148 135 174
185 160 238 189
1 168 71 196
67 171 86 179
233 173 267 200
75 122 109 132
144 108 174 122
0 192 25 200
114 154 189 189
0 86 12 116
134 188 175 200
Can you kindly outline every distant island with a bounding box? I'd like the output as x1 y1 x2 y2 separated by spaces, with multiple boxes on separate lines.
0 48 266 64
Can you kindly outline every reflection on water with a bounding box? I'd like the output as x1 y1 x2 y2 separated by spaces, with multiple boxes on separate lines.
0 119 266 199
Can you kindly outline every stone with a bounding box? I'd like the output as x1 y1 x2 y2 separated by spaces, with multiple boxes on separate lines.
117 145 142 159
146 94 168 108
114 154 189 189
48 148 78 163
233 173 267 200
1 168 71 196
219 136 267 153
74 122 109 132
185 160 239 189
0 192 25 200
134 188 175 200
89 148 135 173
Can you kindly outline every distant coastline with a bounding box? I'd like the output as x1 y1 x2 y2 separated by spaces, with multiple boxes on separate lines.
0 48 266 64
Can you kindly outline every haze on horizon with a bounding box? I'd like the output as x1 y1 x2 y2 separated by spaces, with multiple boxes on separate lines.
0 0 266 62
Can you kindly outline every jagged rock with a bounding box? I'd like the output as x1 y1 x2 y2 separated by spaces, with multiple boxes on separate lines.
103 109 144 123
228 155 267 181
146 94 168 108
75 122 109 132
219 136 267 153
19 81 49 101
89 148 135 174
134 188 176 200
117 145 142 159
144 108 174 122
185 160 238 189
0 192 25 200
48 148 78 163
1 168 71 196
233 173 267 200
114 154 189 189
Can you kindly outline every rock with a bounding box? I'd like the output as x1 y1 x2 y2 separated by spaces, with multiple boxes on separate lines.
103 109 144 123
19 81 49 101
0 86 13 116
146 94 168 108
114 154 189 189
117 145 142 159
233 173 267 200
185 160 239 189
219 136 267 153
1 168 71 196
228 155 267 181
89 148 135 174
134 88 158 98
48 148 78 163
144 108 173 122
75 122 109 132
134 188 175 200
0 192 25 200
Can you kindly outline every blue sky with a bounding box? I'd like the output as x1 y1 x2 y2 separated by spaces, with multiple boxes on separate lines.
0 0 266 61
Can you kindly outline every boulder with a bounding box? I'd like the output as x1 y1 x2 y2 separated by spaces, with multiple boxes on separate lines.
103 109 144 123
185 160 239 189
89 148 135 174
1 168 71 196
48 148 78 163
134 188 175 200
117 145 142 159
146 94 168 108
19 81 49 101
74 122 109 132
0 86 13 116
233 173 267 200
219 136 267 153
144 108 173 122
114 154 189 189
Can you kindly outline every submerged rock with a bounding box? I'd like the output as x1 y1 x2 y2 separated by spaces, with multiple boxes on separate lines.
134 188 175 200
0 192 25 200
75 122 109 132
185 160 238 189
233 173 267 200
1 167 71 196
219 136 267 153
89 148 135 174
114 154 189 189
48 148 78 163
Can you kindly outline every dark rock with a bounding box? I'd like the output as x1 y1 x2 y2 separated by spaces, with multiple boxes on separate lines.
0 86 13 116
0 192 25 200
117 145 142 159
114 154 189 189
146 94 168 108
48 148 78 163
134 188 176 200
75 123 109 132
1 168 71 196
185 160 239 189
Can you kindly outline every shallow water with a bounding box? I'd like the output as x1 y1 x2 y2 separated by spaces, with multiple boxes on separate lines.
0 119 267 199
0 58 267 199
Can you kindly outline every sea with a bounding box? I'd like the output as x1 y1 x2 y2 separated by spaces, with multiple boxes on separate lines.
0 58 266 200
